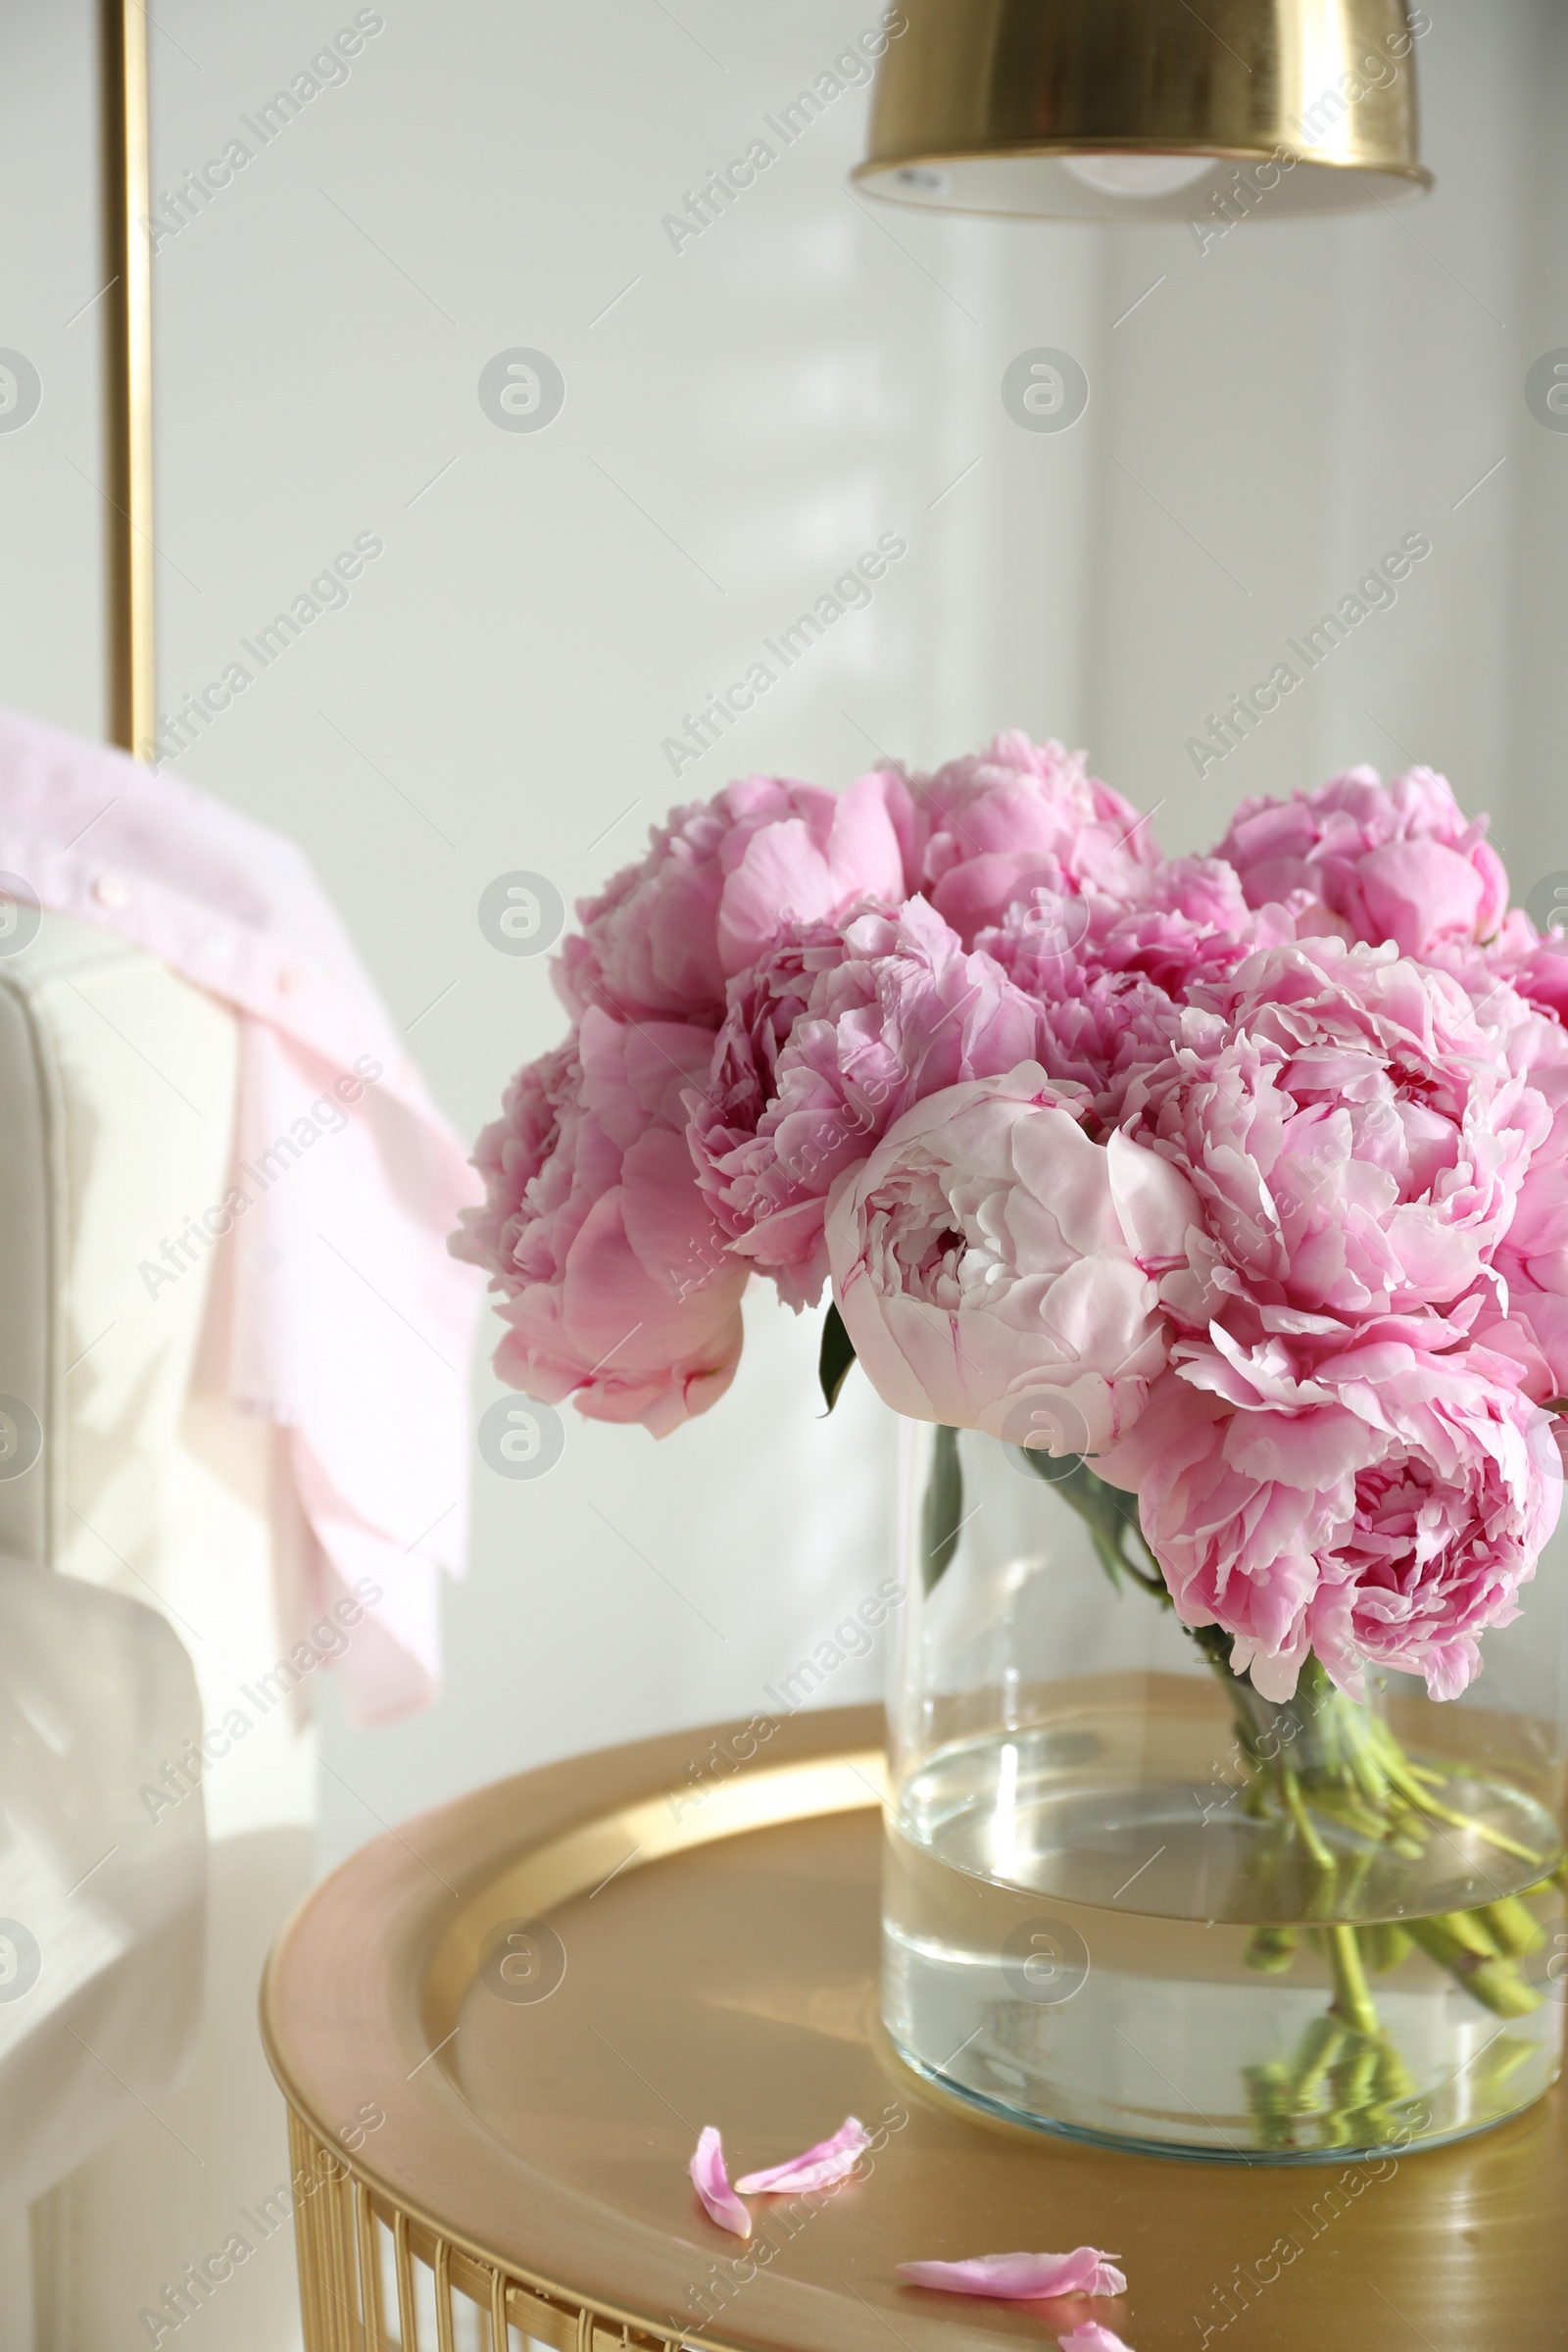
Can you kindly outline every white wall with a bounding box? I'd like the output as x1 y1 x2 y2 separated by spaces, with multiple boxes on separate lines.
0 0 108 742
1080 0 1568 880
2 0 1566 1863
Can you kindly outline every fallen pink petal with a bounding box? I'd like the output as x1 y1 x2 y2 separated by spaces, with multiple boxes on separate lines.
735 2114 870 2193
896 2248 1126 2300
689 2127 751 2238
1058 2325 1135 2352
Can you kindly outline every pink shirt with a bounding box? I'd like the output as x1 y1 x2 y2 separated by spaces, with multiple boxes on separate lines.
0 707 481 1724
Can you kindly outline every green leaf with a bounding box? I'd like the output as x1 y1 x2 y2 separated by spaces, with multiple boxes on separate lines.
818 1302 857 1413
921 1425 964 1595
1027 1451 1168 1602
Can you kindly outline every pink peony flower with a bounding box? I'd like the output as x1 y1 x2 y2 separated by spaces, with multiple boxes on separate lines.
1098 1341 1560 1701
453 1037 578 1293
1456 909 1568 1097
556 770 912 1023
1137 936 1551 1339
1440 933 1568 1402
452 1007 747 1434
688 898 1053 1310
980 855 1297 1125
911 730 1160 947
1083 931 1567 1698
1493 920 1568 1030
1489 1071 1568 1409
454 740 1566 1714
1010 966 1183 1127
824 1064 1200 1451
1079 855 1299 993
1214 764 1508 959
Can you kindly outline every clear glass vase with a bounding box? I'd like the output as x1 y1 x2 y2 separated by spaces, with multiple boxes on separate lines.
881 1420 1568 2162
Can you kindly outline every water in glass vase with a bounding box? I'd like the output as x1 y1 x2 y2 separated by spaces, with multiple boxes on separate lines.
883 1426 1568 2162
884 1690 1567 2159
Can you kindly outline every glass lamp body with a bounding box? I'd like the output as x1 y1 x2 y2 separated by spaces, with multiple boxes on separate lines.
882 1420 1568 2161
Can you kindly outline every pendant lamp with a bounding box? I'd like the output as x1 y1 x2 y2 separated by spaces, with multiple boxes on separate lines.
853 0 1432 221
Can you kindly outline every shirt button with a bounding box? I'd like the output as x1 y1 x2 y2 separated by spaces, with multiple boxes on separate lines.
277 966 305 995
92 873 128 907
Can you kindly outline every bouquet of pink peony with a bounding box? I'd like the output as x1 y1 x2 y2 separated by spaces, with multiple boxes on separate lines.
455 734 1568 2092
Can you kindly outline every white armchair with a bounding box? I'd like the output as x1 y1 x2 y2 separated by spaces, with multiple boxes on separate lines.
0 909 315 2350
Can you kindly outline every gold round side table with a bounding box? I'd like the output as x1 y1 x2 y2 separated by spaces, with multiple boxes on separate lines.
262 1702 1568 2352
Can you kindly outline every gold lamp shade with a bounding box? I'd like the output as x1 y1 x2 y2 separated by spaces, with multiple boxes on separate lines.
854 0 1432 220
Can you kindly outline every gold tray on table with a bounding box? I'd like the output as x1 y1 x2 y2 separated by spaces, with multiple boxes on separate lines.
261 1701 1568 2351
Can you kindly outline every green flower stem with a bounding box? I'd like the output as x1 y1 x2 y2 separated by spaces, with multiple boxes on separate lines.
1330 2037 1382 2110
1245 1925 1298 1974
1371 1740 1544 1868
1360 1922 1413 1974
1152 1546 1546 2021
1287 2013 1347 2102
1373 2042 1418 2104
1477 1897 1545 1959
1323 1923 1382 2037
1402 1916 1545 2019
1280 1765 1336 1871
1012 1447 1561 2138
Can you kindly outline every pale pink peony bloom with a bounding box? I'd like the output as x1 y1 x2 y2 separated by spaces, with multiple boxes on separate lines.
896 2247 1126 2300
1086 933 1567 1699
680 917 852 1309
689 2127 751 2238
689 898 1052 1309
453 1038 578 1294
1098 1340 1561 1701
452 1007 746 1435
1014 967 1185 1129
824 1065 1200 1452
911 730 1160 947
1083 855 1297 990
1138 936 1551 1338
1273 939 1568 1410
980 855 1297 1124
734 2116 868 2193
1214 764 1508 959
556 770 912 1022
1491 1116 1568 1410
1492 919 1568 1030
1439 941 1568 1403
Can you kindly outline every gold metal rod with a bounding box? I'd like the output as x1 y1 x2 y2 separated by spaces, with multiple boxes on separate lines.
288 2114 326 2350
322 2154 350 2350
489 2266 509 2352
393 2210 418 2352
323 2168 352 2352
434 2237 456 2352
358 2181 388 2352
326 2159 361 2352
100 0 155 753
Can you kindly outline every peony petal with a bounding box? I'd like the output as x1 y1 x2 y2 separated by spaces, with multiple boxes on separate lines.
734 2114 869 2194
1058 2327 1136 2352
689 2127 751 2238
896 2249 1126 2300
